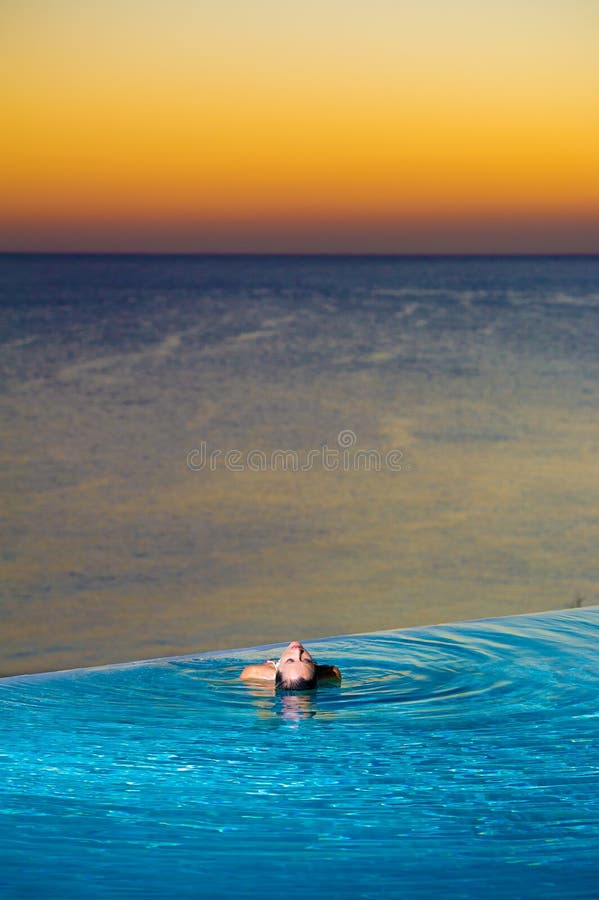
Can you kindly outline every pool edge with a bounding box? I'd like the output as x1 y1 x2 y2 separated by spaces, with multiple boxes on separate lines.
2 604 597 685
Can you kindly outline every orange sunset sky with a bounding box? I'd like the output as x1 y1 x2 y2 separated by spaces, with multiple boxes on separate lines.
1 0 598 253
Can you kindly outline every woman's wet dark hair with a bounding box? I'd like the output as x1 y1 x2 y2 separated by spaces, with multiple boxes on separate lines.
275 667 318 692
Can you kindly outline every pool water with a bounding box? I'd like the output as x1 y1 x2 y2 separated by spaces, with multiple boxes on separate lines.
1 608 598 898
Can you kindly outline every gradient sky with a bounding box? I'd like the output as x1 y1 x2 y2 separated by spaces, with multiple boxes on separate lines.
2 0 598 252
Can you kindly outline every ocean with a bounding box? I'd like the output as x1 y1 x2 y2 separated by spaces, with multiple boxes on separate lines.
1 254 598 675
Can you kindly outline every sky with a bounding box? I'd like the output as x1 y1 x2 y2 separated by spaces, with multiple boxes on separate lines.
1 0 598 253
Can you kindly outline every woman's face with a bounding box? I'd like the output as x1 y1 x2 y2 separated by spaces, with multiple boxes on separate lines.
276 641 316 685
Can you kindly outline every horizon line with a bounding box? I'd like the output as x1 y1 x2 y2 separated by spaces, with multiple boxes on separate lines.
2 250 599 259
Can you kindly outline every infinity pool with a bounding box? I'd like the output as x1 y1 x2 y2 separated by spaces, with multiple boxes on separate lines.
1 608 598 899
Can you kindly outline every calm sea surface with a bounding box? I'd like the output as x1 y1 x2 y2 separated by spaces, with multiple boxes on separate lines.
1 255 598 675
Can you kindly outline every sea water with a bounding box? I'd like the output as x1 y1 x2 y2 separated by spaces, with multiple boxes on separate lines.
2 254 598 674
1 608 598 898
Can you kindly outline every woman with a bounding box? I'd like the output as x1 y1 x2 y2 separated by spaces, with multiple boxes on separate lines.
240 641 341 690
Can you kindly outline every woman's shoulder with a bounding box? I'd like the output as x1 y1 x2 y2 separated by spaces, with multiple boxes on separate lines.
240 660 277 682
316 664 342 682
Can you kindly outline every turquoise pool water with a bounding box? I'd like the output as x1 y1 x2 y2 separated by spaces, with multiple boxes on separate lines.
1 608 598 898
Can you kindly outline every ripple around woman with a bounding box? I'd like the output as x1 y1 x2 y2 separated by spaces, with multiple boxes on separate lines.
240 641 342 690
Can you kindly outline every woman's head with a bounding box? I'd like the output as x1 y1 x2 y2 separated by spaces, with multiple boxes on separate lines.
275 641 318 691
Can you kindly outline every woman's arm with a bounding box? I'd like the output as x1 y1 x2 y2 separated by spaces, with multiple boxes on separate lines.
240 660 277 682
